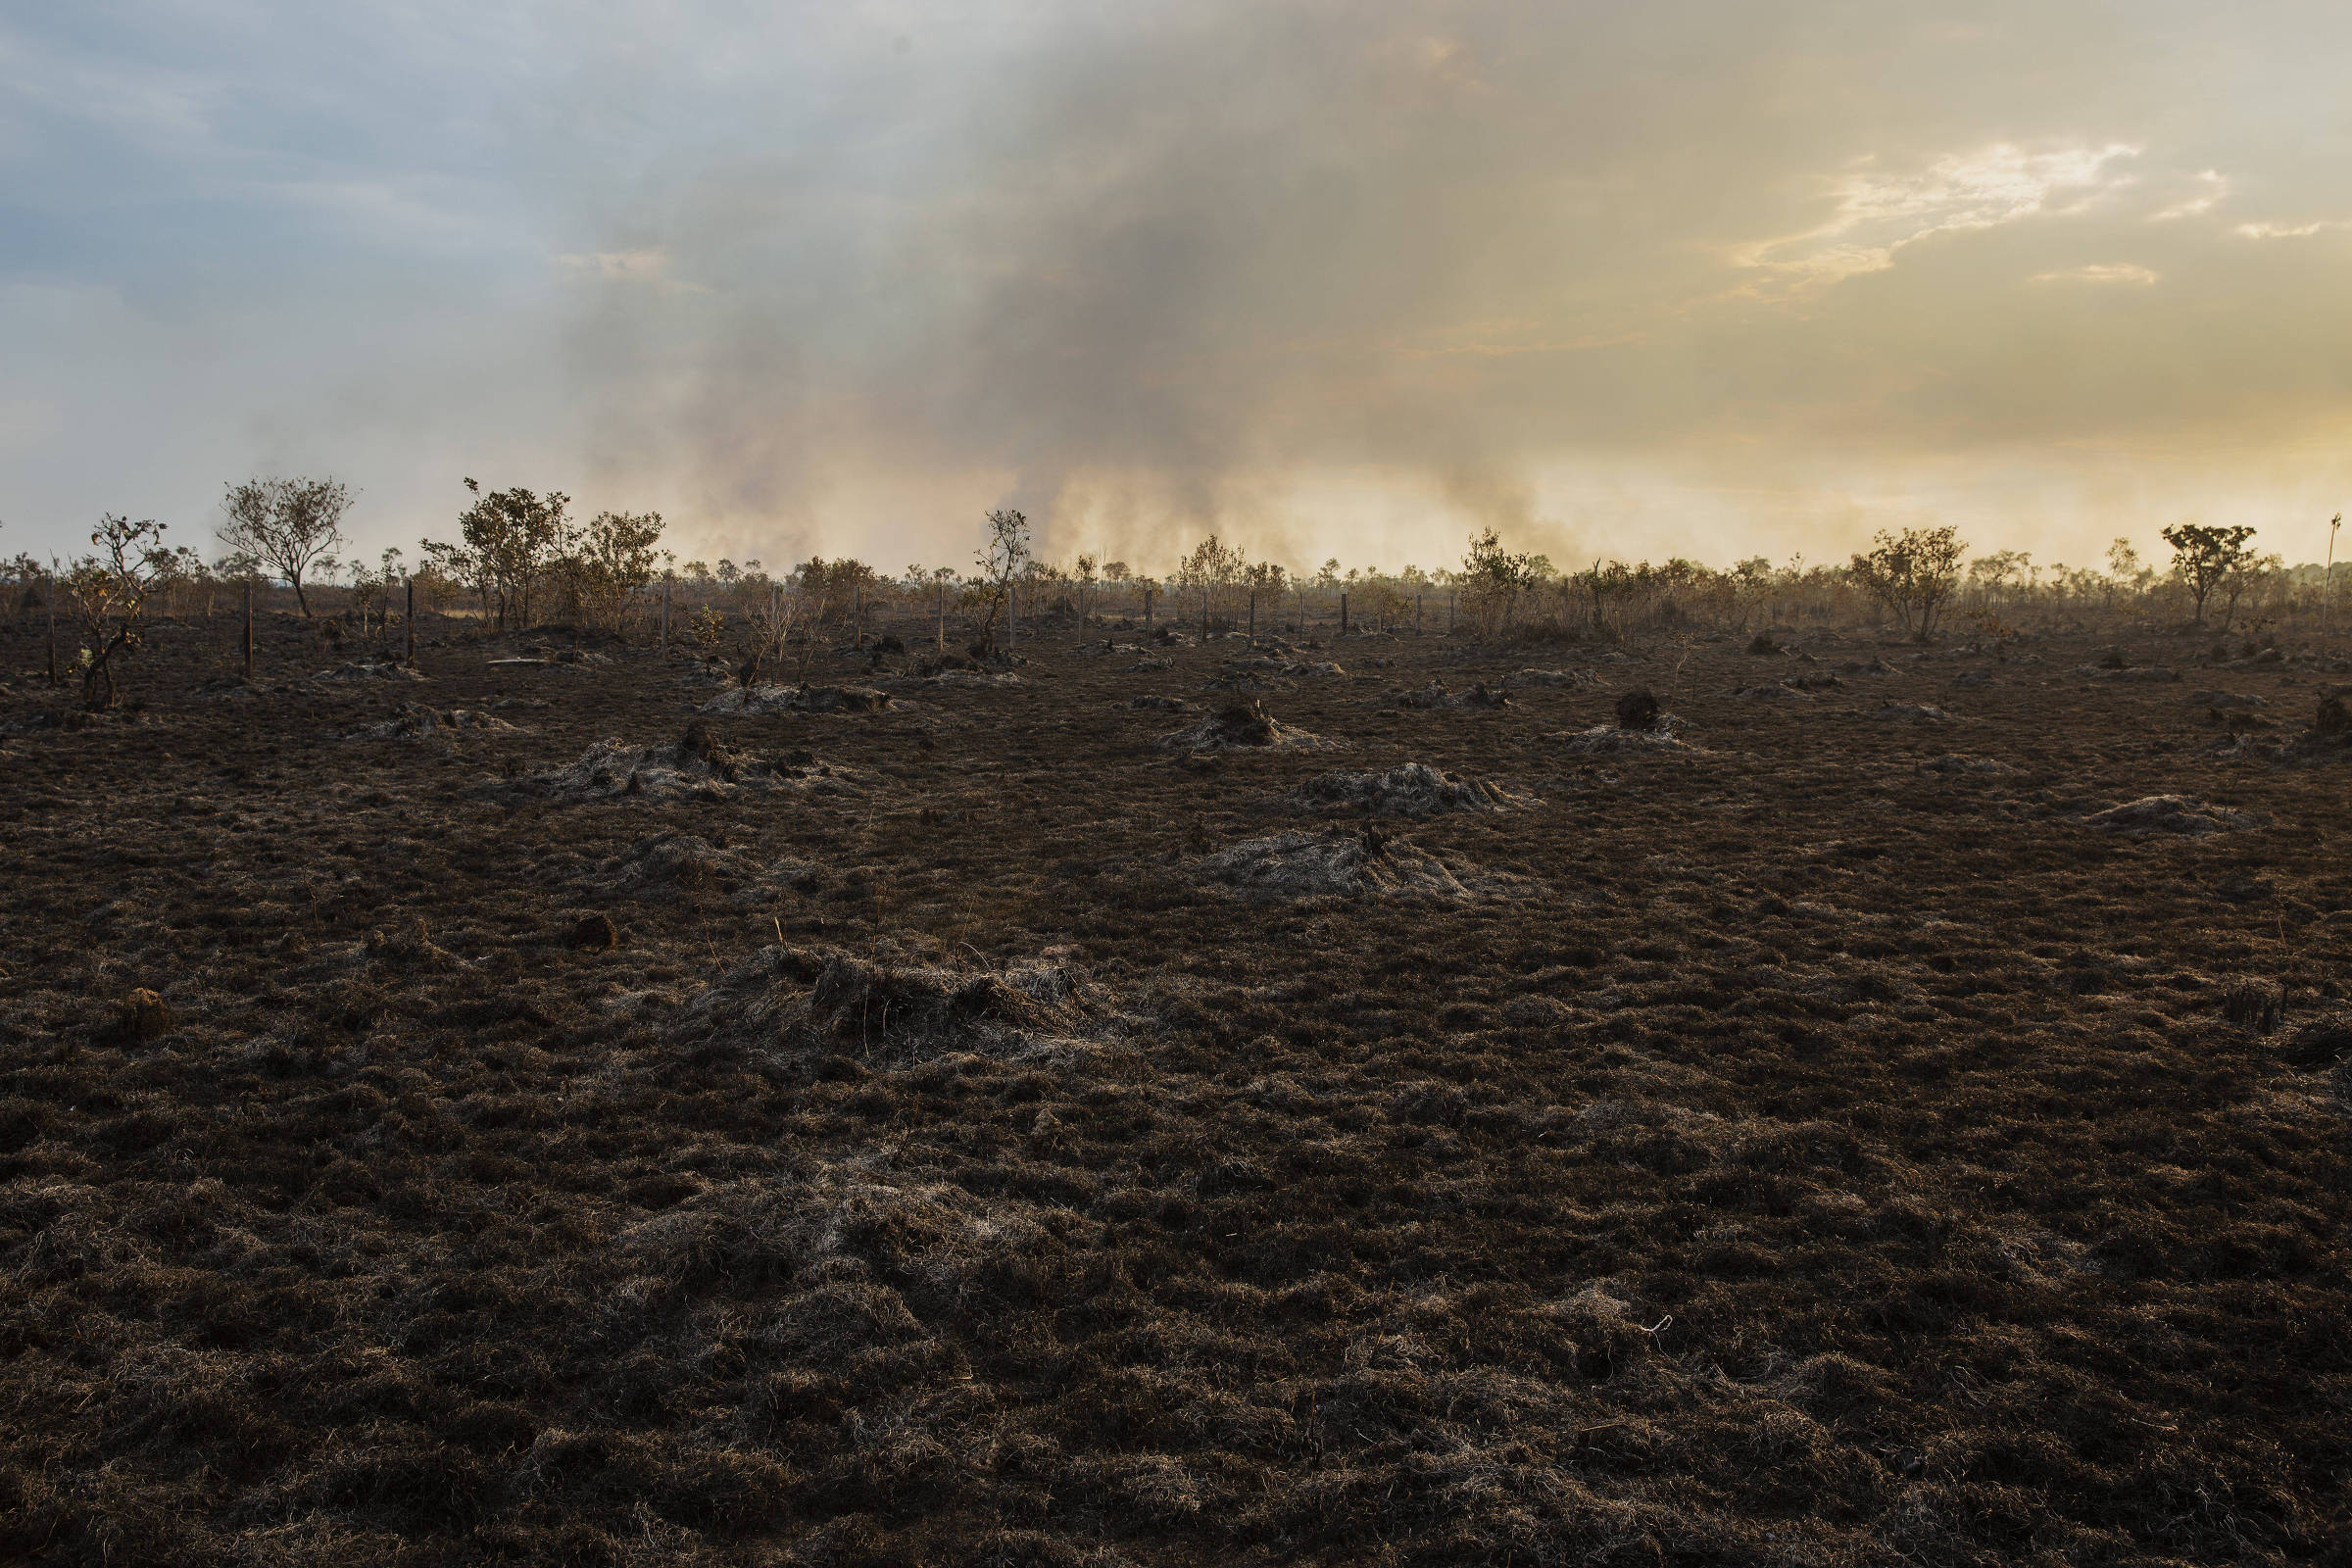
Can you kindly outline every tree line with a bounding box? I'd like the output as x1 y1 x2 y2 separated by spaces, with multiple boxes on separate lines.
5 476 2342 712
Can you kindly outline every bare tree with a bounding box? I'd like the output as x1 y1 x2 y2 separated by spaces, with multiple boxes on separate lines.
971 509 1031 654
218 476 353 618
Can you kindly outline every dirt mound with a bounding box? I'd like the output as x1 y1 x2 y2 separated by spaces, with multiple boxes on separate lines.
1511 667 1595 689
2192 690 2267 710
314 662 426 683
1868 702 1949 723
1396 679 1510 710
672 943 1101 1067
497 728 868 804
1276 762 1539 817
2078 664 2180 682
701 683 899 714
1069 641 1141 658
347 704 518 740
192 676 266 701
2083 795 2264 836
1836 658 1896 674
1198 827 1482 901
1734 681 1811 702
588 832 764 903
1158 700 1338 752
1129 695 1191 711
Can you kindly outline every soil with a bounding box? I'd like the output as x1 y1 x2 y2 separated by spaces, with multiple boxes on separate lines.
0 613 2347 1567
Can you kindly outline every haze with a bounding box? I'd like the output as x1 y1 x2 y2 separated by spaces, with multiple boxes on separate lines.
6 1 2350 575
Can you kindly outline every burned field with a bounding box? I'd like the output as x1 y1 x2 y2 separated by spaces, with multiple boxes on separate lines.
0 617 2347 1567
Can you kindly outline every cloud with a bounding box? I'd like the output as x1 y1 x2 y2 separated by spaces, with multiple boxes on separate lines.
2233 219 2351 239
2150 170 2228 220
2030 263 2160 284
1732 142 2142 295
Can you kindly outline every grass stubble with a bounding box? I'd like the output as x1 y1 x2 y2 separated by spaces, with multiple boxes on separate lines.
0 613 2345 1566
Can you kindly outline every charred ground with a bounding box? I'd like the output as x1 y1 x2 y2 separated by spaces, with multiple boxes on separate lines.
0 614 2346 1566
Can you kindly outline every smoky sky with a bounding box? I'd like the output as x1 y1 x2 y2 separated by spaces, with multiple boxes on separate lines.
6 1 2352 574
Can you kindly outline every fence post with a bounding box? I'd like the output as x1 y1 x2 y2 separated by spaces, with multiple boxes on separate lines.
405 578 416 664
242 581 254 680
1417 594 1423 634
1144 586 1153 630
1008 581 1017 655
1248 592 1255 642
46 573 58 687
1200 585 1208 637
936 584 946 651
659 575 670 650
1448 592 1456 634
854 585 862 650
1340 592 1348 634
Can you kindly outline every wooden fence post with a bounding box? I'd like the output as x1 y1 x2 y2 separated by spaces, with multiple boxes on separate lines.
659 574 670 650
1340 592 1348 634
405 578 415 664
1248 592 1255 643
46 573 59 687
242 581 254 680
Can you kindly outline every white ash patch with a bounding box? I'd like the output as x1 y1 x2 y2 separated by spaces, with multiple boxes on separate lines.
2082 795 2265 837
1159 701 1340 752
1275 762 1539 818
495 732 871 804
1396 679 1511 710
1557 722 1698 756
1198 827 1518 903
920 668 1026 689
701 683 902 714
345 703 518 740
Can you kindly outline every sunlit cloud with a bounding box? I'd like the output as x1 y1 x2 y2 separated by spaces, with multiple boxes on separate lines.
2030 263 2159 285
2233 219 2351 239
1732 141 2142 295
2150 169 2228 220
